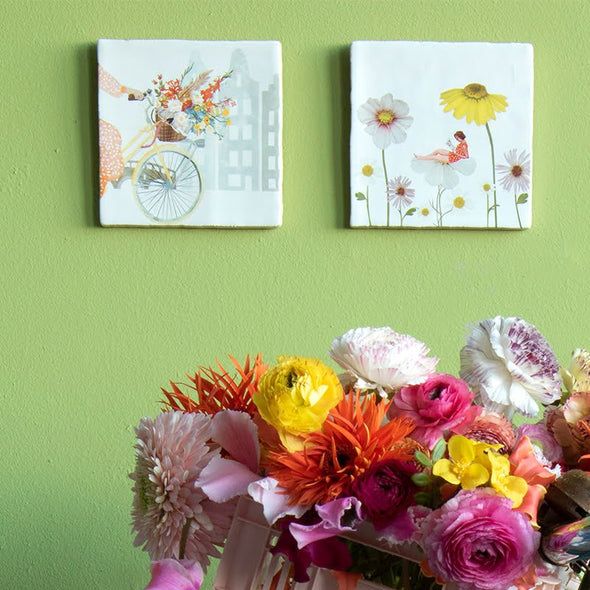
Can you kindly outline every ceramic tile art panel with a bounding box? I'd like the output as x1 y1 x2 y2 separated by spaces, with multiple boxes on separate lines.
350 41 533 229
98 39 282 227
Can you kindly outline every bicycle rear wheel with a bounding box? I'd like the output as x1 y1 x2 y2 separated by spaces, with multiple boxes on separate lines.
133 148 202 222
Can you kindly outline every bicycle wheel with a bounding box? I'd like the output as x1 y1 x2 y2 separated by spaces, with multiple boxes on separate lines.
132 148 202 222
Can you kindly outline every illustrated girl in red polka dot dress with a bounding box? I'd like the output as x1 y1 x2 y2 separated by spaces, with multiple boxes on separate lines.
414 131 469 164
98 65 144 197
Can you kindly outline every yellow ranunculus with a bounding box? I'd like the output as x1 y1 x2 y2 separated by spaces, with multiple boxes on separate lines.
253 356 343 451
488 451 528 508
440 83 508 126
433 435 500 489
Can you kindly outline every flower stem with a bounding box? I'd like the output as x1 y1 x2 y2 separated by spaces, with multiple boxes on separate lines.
382 149 390 226
178 518 192 559
399 206 403 227
514 191 523 229
485 122 498 228
486 194 490 228
366 185 372 226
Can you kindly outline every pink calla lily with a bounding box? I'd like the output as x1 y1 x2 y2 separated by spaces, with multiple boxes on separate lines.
144 559 203 590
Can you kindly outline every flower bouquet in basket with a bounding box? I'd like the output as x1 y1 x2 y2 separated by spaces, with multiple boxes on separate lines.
130 317 590 590
148 66 235 142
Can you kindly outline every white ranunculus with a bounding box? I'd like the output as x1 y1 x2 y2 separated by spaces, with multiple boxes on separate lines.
329 327 438 394
459 316 562 418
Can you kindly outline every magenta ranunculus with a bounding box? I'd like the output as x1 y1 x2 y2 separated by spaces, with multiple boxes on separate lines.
352 459 419 535
388 373 480 448
421 489 540 590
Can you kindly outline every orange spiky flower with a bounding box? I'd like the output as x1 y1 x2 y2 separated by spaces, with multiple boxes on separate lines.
264 392 417 507
161 354 268 417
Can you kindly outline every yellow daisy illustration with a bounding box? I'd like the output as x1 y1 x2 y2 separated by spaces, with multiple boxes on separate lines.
440 83 508 126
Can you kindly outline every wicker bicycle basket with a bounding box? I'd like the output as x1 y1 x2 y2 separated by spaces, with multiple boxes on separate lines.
155 115 186 143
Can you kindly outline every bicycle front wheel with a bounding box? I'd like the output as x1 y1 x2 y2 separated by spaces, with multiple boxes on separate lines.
132 149 203 222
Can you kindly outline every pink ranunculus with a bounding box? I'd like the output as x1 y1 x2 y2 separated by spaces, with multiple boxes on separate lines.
144 559 203 590
388 373 480 448
462 411 516 454
351 459 419 537
421 489 540 590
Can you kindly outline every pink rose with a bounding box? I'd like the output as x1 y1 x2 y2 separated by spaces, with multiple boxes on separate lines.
388 373 480 448
144 559 203 590
351 459 419 537
421 489 540 590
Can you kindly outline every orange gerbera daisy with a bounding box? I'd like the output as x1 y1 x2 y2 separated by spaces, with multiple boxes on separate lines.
264 392 417 507
161 354 268 417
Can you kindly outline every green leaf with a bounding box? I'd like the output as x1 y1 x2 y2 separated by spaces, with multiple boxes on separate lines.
431 438 447 462
355 192 366 201
405 207 417 217
411 472 431 487
516 193 529 204
414 491 430 505
414 450 432 467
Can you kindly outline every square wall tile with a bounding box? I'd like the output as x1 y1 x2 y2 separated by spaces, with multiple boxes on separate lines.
350 41 533 229
98 39 282 227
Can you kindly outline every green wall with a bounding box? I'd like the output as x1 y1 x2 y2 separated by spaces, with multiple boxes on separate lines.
3 0 589 588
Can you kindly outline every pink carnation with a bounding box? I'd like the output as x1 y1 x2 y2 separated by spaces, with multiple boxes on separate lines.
421 489 540 590
388 373 480 448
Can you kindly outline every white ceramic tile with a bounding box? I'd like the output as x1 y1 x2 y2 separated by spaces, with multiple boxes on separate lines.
350 41 533 229
98 39 282 227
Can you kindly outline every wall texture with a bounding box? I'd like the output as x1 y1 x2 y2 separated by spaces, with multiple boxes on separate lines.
2 0 589 588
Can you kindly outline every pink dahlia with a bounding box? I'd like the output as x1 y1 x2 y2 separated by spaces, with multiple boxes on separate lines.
329 327 438 394
460 317 562 418
130 411 234 568
421 488 540 590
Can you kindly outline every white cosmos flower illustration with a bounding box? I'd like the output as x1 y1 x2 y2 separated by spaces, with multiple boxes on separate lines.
460 316 562 418
411 157 476 190
329 326 438 395
358 94 413 149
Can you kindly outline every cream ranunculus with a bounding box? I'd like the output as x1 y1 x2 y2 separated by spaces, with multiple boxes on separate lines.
252 356 343 451
460 316 562 418
329 327 438 395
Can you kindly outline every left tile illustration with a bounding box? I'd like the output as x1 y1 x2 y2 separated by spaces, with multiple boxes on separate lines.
98 39 282 227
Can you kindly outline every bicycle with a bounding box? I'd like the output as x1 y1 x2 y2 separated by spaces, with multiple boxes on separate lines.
110 90 204 223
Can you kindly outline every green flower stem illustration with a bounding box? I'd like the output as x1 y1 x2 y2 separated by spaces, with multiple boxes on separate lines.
486 193 490 228
432 187 452 228
366 185 372 226
382 149 390 226
485 122 498 228
514 192 528 229
398 206 416 227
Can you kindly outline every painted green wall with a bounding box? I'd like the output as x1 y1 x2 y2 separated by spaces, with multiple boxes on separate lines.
2 0 589 587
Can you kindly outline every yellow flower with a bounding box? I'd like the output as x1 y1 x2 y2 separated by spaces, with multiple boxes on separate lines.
453 196 465 209
222 108 230 117
433 435 499 489
421 207 430 216
253 356 343 451
440 83 508 126
361 164 374 177
488 451 528 508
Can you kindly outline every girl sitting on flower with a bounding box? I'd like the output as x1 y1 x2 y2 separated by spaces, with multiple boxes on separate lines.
414 130 469 164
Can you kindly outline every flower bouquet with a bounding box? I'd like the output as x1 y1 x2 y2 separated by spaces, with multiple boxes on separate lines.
130 317 590 590
148 66 235 141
